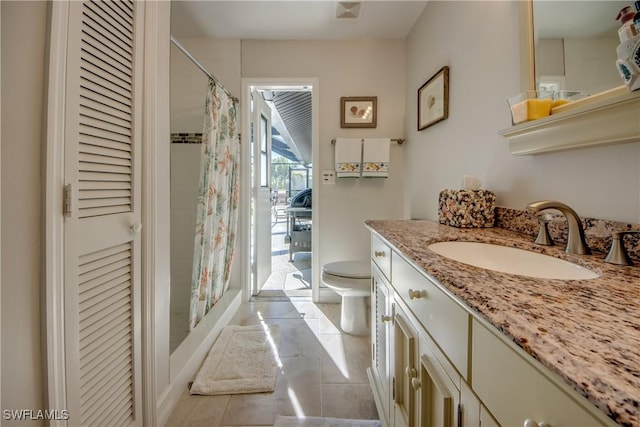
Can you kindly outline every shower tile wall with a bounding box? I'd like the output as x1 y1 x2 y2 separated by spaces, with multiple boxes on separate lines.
170 142 202 353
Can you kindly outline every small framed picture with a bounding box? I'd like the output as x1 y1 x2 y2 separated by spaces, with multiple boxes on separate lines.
418 66 449 131
340 96 377 128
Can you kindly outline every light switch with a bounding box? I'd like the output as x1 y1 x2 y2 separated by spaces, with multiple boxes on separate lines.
322 170 336 184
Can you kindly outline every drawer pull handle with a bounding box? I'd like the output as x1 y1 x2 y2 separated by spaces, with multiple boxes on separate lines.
381 315 392 323
524 420 550 427
410 377 421 390
405 367 417 379
408 289 426 299
374 251 386 258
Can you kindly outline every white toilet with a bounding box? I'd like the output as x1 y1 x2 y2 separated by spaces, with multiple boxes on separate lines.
321 260 371 336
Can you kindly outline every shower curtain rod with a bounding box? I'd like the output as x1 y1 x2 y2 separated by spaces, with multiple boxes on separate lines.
170 35 239 103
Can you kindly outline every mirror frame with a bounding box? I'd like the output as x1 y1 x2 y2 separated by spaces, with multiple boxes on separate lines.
500 1 640 155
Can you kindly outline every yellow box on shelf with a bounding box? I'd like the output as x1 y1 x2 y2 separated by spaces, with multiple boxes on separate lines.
510 98 552 124
508 90 554 124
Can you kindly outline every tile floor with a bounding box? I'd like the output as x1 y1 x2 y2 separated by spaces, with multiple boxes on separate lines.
167 208 378 426
165 296 379 426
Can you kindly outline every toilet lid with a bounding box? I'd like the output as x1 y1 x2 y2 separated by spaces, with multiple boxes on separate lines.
322 261 371 279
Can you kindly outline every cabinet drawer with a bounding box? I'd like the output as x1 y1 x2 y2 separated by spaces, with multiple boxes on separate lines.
392 253 469 379
371 234 391 280
472 319 607 427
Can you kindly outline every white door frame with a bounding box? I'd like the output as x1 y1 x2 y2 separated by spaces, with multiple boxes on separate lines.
240 78 320 302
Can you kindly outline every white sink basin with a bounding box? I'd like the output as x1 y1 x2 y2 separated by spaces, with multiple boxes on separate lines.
428 241 599 280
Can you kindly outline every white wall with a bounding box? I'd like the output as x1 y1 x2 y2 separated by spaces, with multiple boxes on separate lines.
405 1 640 224
169 145 199 318
171 38 241 132
1 1 47 422
564 37 620 94
242 40 407 265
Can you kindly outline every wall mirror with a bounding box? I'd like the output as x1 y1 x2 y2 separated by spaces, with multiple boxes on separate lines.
533 0 627 95
501 0 640 155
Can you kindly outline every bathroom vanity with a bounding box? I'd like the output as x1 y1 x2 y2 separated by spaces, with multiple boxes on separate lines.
366 220 640 427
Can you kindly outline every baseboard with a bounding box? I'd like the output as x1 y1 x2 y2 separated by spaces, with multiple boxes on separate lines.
157 289 242 426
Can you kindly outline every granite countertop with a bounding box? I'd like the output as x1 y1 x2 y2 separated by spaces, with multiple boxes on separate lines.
365 219 640 427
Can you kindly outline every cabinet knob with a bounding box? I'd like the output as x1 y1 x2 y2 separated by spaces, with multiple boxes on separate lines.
524 420 550 427
381 314 392 323
411 377 421 390
408 289 426 299
405 366 418 379
374 251 386 258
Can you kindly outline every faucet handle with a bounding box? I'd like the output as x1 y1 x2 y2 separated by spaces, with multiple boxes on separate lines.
604 230 640 266
533 214 554 246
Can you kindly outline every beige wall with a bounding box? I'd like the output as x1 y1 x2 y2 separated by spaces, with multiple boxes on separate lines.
564 37 620 93
170 38 241 132
170 144 201 351
1 1 47 422
405 1 640 223
169 145 199 323
242 40 407 264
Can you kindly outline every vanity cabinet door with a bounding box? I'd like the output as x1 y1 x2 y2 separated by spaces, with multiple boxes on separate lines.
393 306 418 427
417 331 460 427
459 380 500 427
480 405 500 427
472 319 608 427
370 264 394 426
460 380 480 427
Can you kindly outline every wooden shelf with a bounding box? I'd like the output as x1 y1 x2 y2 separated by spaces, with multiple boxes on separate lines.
500 87 640 156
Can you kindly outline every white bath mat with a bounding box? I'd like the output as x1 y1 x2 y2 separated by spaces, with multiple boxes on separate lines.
273 415 382 427
190 324 281 395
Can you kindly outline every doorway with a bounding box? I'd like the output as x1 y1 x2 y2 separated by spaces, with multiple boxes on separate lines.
242 79 319 302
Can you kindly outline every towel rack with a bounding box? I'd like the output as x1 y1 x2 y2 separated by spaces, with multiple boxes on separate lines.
331 138 405 145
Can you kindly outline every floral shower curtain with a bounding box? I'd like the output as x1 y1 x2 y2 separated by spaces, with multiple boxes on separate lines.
189 80 240 330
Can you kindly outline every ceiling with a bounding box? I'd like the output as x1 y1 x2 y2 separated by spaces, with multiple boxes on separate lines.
170 1 429 40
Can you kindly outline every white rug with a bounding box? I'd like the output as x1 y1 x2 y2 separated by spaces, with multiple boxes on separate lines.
273 415 382 427
190 324 281 395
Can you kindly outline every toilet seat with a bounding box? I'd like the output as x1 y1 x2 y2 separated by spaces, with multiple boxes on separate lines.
321 271 370 291
322 260 370 279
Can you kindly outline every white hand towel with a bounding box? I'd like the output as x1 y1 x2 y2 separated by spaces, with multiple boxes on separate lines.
362 138 390 178
335 138 362 178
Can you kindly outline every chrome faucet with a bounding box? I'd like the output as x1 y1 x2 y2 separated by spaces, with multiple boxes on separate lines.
525 200 590 255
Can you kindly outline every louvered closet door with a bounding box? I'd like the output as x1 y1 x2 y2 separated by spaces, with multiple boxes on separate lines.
63 1 143 425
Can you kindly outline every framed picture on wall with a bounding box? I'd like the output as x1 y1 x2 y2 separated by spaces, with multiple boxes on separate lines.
418 66 449 131
340 96 377 128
